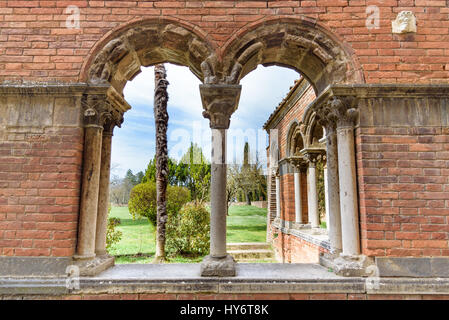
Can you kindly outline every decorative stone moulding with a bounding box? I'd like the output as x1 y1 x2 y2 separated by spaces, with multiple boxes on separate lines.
199 84 241 129
392 11 417 34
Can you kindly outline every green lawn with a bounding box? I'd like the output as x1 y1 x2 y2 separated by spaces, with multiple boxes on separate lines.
107 204 267 264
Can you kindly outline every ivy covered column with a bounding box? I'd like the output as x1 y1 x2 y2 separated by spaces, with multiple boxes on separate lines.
199 83 241 277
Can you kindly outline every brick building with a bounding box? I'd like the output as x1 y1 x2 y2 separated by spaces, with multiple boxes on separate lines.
1 1 449 299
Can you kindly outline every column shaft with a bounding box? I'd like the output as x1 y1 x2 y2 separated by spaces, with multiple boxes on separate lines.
210 128 227 258
95 132 113 256
294 171 302 223
307 163 319 228
275 175 281 219
76 125 103 259
326 131 342 252
324 166 330 227
337 127 360 256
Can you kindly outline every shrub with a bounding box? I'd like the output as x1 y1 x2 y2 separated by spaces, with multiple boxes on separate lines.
166 201 210 256
128 182 190 226
106 217 122 250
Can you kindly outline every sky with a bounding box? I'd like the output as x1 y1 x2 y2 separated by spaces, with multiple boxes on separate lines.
111 64 299 178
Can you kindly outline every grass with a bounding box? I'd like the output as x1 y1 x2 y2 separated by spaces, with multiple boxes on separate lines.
107 204 267 264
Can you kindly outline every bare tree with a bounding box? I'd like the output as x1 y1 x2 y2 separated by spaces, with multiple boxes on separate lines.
153 64 169 263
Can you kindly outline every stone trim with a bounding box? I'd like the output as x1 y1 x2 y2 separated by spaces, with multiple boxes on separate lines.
375 257 449 278
0 257 72 278
2 264 449 296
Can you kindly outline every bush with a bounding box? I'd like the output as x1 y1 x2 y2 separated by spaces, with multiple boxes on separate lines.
166 201 210 256
106 217 122 250
128 182 190 226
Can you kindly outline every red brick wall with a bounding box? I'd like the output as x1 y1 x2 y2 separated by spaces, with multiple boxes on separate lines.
357 126 449 257
1 1 448 84
290 234 329 263
280 174 294 221
0 127 82 257
278 85 316 159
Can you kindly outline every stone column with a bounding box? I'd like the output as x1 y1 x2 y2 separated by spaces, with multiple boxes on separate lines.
322 96 360 257
306 156 319 228
210 128 227 258
199 84 241 277
95 123 114 256
75 108 104 260
337 118 360 256
324 126 342 252
275 174 281 219
294 170 301 223
323 164 330 228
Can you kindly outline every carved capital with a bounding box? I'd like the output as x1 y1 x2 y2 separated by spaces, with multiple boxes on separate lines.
286 156 308 172
200 84 241 129
315 95 358 131
82 94 123 130
301 148 325 167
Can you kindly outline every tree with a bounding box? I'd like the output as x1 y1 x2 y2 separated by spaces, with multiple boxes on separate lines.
143 156 182 186
226 143 267 209
179 143 211 202
153 63 169 263
109 170 143 206
226 164 239 215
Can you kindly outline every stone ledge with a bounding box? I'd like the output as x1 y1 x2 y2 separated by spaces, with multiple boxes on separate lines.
2 264 449 297
375 257 449 278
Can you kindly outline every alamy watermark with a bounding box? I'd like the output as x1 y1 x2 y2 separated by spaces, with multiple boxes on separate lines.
65 5 80 29
65 265 80 290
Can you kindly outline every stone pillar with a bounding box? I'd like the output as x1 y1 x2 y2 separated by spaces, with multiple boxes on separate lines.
294 170 301 223
306 157 319 228
210 128 227 258
75 109 104 260
323 164 330 228
324 127 342 252
95 124 114 256
199 84 241 277
315 96 370 276
275 174 281 219
337 120 360 256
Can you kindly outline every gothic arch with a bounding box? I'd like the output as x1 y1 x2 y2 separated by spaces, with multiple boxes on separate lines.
221 16 364 93
81 17 216 95
286 120 305 157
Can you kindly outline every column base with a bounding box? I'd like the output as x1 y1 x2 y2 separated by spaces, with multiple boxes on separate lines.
200 254 236 277
73 254 115 276
320 252 374 277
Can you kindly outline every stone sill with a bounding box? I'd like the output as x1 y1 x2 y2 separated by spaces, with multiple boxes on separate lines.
1 263 449 296
272 218 331 251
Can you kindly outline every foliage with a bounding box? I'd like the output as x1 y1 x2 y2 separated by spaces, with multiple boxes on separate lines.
316 158 326 224
106 207 122 250
128 182 190 226
142 143 211 202
179 143 211 202
166 201 210 256
108 205 268 264
226 142 267 209
142 157 182 186
109 169 145 205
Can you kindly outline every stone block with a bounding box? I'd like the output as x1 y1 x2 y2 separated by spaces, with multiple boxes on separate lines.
200 254 236 277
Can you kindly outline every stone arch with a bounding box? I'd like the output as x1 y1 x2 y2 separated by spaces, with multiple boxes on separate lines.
81 17 216 95
301 111 324 149
286 120 305 157
221 16 364 93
